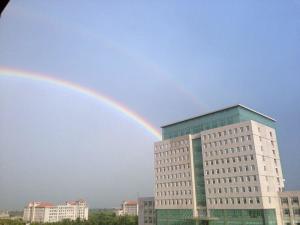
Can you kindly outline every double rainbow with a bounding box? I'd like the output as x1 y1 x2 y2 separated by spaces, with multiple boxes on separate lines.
0 67 161 139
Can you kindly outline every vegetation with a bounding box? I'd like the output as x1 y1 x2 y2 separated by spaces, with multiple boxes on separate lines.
0 212 137 225
0 219 25 225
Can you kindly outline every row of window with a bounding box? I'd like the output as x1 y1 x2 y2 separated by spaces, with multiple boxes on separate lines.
283 208 300 216
206 175 257 185
203 135 252 149
143 201 154 207
207 186 259 194
155 147 190 158
156 172 191 180
156 189 192 197
205 154 254 166
208 197 261 205
156 181 192 189
205 164 256 175
155 140 189 150
156 155 190 165
281 197 300 205
203 126 251 141
155 163 191 172
204 145 253 157
155 199 192 206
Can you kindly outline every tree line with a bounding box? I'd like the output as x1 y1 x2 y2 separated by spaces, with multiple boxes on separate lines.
0 212 138 225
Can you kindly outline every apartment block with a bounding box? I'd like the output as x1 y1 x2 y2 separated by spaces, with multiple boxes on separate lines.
23 200 88 223
154 104 288 225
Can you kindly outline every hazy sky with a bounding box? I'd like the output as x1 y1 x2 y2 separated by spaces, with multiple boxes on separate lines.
0 0 300 210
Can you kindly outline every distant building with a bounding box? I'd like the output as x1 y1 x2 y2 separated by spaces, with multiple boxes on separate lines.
0 210 10 219
138 197 155 225
116 200 138 216
23 199 88 223
279 191 300 225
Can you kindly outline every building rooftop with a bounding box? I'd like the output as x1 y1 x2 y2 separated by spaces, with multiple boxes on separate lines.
161 104 275 128
123 200 137 205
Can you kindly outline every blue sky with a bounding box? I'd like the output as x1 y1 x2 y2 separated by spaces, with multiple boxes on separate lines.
0 0 300 210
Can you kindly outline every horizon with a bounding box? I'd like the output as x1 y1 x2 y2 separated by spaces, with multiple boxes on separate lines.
0 0 299 211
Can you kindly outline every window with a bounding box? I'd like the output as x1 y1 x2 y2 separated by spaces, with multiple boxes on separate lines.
292 197 299 205
253 175 257 181
256 197 260 204
293 208 300 216
283 208 290 216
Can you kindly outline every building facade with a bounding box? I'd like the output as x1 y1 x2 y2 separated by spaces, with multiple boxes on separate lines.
154 104 288 225
23 200 88 223
279 192 300 225
138 197 155 225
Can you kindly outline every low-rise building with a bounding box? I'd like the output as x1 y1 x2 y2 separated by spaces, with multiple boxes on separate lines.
138 197 155 225
23 199 88 223
279 191 300 225
0 211 10 219
116 200 138 216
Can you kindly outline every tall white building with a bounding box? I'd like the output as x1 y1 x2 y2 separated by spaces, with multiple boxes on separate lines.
154 105 290 225
23 200 88 223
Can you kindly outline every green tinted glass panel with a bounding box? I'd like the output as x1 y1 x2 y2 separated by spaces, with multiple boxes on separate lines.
209 209 277 225
192 138 206 207
162 106 275 140
156 209 194 225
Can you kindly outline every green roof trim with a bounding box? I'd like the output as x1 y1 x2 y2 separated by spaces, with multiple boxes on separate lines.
162 104 276 140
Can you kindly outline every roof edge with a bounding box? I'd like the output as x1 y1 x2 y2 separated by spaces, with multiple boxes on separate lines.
161 104 276 128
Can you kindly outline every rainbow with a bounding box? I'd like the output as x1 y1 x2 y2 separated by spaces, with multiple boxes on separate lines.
0 67 161 139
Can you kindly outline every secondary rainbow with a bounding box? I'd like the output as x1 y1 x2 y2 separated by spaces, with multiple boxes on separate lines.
0 67 161 139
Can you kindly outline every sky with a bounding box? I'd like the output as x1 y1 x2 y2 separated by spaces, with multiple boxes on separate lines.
0 0 300 210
